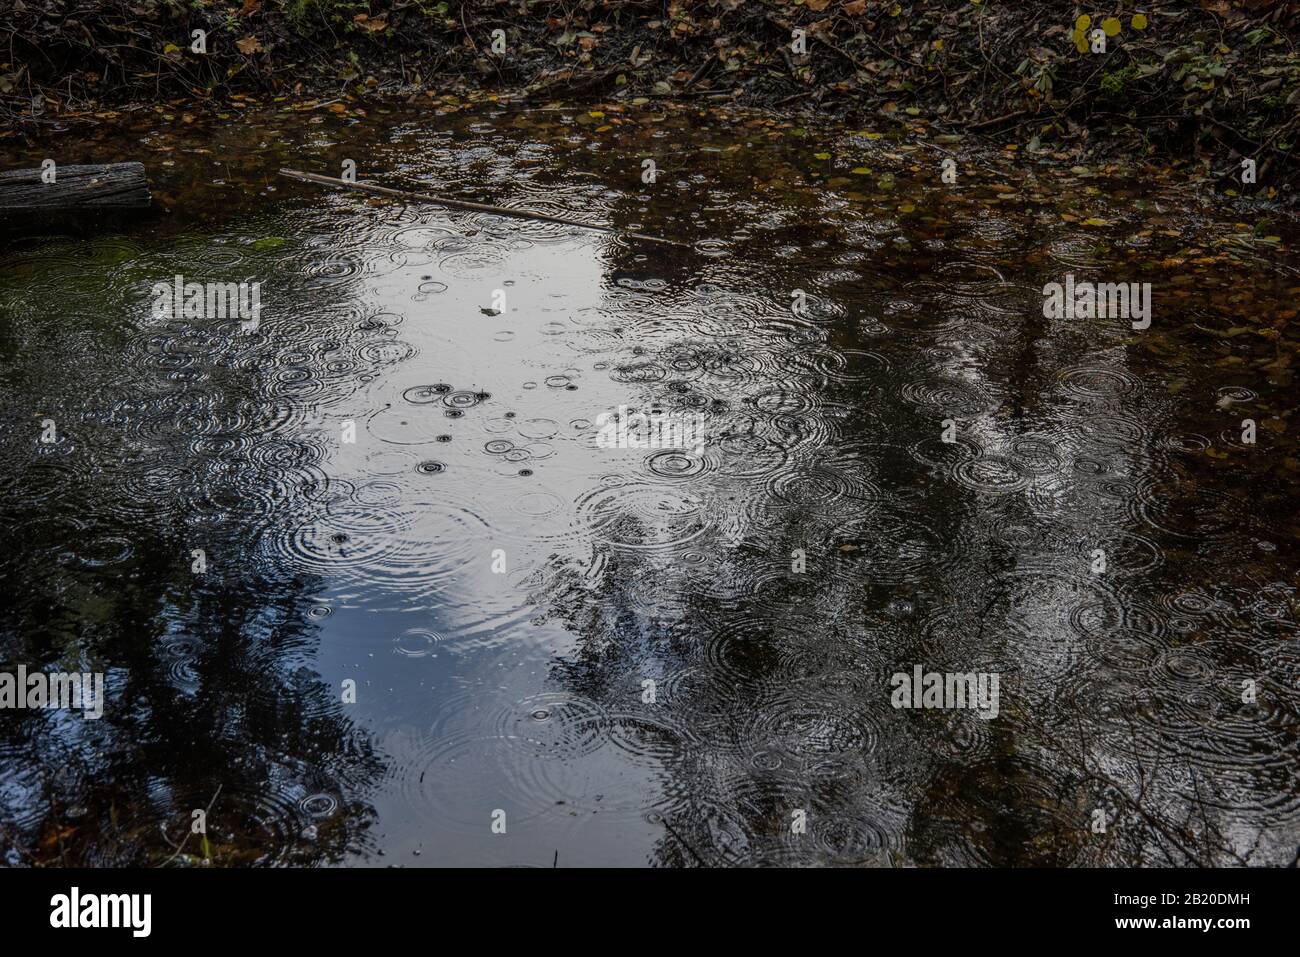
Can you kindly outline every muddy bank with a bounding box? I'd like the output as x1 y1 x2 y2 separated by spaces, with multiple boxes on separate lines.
3 1 1299 200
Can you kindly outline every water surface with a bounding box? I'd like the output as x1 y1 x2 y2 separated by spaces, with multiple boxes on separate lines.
1 103 1297 866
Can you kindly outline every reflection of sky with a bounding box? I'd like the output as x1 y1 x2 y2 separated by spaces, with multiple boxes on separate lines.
306 228 672 865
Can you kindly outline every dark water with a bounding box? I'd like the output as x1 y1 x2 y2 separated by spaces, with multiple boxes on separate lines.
1 104 1297 866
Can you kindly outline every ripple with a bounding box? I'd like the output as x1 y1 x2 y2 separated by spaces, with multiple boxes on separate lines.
830 513 949 585
765 462 880 511
742 685 882 769
603 710 693 771
443 390 487 410
951 455 1028 494
900 378 994 416
1217 385 1257 404
357 340 417 366
645 449 709 478
368 405 453 446
268 510 409 573
713 432 789 478
576 481 712 553
1067 412 1150 450
1011 436 1063 475
992 568 1125 682
1132 482 1248 540
437 244 507 279
493 692 608 760
1058 366 1143 402
1086 627 1169 675
394 628 443 657
796 348 891 384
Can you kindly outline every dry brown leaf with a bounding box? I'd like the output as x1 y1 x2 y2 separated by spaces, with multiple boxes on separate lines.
238 0 260 17
235 36 262 55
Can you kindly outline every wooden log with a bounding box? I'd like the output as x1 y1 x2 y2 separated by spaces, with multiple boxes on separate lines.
0 162 151 211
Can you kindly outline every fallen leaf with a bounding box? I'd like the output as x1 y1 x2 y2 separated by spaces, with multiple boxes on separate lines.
235 36 262 55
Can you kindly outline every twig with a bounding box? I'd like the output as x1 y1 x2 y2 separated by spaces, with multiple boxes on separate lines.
968 108 1033 131
278 169 689 246
684 54 715 90
1017 708 1216 867
657 815 710 867
160 784 222 867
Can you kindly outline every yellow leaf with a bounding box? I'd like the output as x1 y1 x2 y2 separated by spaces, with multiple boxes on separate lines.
851 167 872 174
1131 13 1148 30
1102 17 1121 36
1082 218 1111 227
813 152 831 160
1074 14 1091 31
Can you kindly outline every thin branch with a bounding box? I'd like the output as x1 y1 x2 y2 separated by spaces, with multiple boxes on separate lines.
279 169 689 247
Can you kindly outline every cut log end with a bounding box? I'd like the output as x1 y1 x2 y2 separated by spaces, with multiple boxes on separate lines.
0 162 152 211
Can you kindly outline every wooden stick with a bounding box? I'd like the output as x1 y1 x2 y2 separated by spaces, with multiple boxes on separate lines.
967 108 1033 131
278 169 689 247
